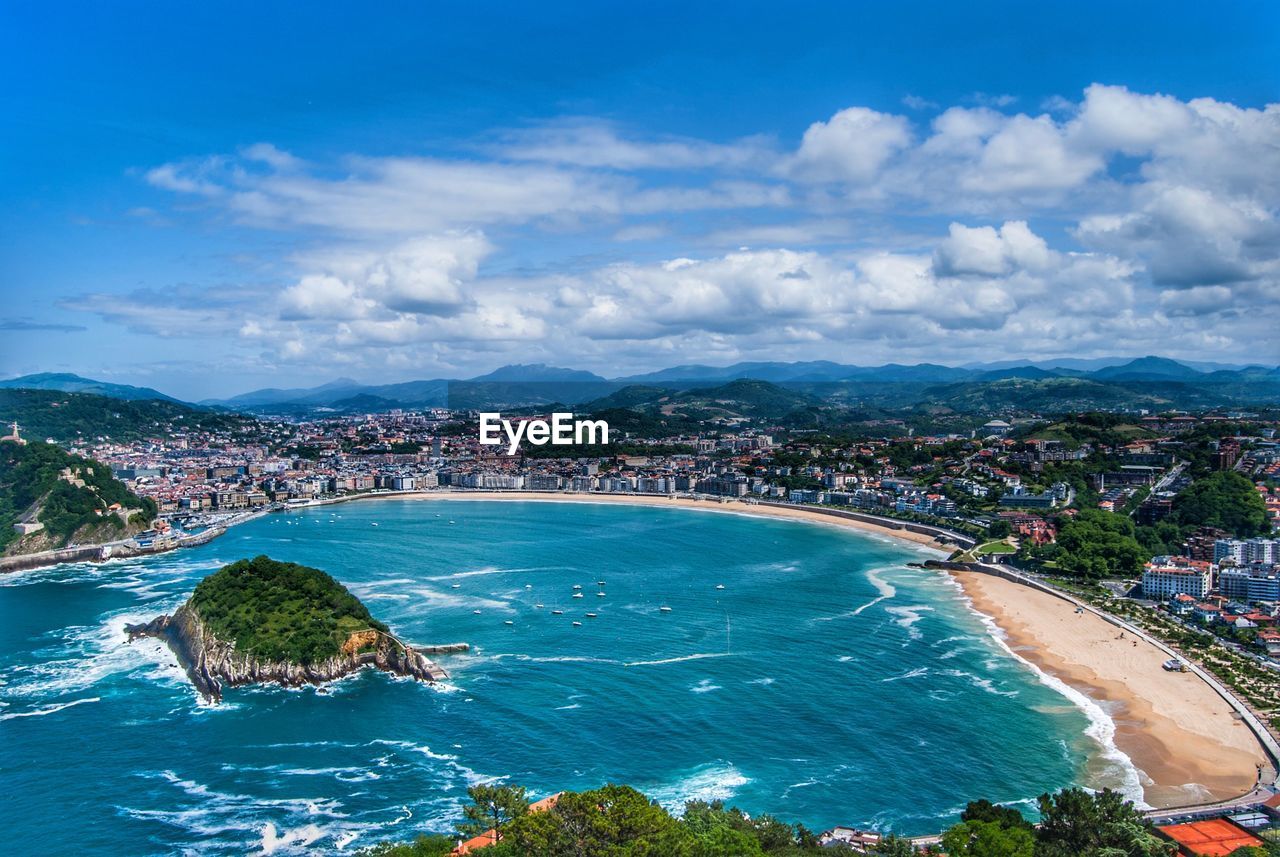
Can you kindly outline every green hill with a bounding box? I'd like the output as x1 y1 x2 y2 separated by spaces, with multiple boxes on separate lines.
189 555 389 664
0 440 156 555
0 388 259 443
0 372 182 402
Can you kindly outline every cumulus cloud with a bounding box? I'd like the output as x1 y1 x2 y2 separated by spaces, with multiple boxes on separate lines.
788 107 913 183
115 85 1280 372
933 220 1053 277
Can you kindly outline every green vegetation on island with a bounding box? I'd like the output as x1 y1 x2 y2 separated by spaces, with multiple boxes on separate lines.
0 439 155 554
362 784 1177 857
189 555 388 664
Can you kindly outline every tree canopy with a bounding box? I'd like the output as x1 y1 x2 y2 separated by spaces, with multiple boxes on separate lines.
1172 471 1271 537
362 785 1174 857
1052 509 1148 579
189 555 387 664
0 439 155 553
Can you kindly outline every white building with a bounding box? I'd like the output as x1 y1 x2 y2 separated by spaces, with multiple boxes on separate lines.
1215 538 1280 565
1142 558 1213 601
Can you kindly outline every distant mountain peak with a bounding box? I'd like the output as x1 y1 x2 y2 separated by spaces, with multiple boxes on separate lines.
0 372 181 403
467 364 608 383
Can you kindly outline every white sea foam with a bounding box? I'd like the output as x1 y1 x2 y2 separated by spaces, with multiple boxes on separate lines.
648 762 752 813
957 588 1149 808
690 678 721 694
881 666 929 683
884 604 933 641
257 822 326 855
3 604 189 703
513 654 622 665
938 668 1019 697
409 587 513 612
853 566 898 615
625 652 730 667
0 695 100 720
426 566 543 581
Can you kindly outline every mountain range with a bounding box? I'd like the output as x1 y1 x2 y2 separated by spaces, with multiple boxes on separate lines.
0 372 181 403
1 356 1277 415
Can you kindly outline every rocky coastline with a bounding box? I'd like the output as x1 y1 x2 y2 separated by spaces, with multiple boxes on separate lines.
126 602 441 701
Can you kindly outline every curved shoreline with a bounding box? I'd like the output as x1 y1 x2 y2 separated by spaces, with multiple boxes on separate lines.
952 570 1271 811
17 488 1270 819
359 489 960 551
321 490 1271 812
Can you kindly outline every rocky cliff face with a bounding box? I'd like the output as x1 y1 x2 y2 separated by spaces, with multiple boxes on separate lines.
126 604 440 702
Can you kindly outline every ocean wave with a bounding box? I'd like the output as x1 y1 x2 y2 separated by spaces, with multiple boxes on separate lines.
854 566 898 615
884 604 934 641
960 599 1149 808
424 566 543 581
647 762 752 813
938 668 1019 698
2 604 190 702
0 695 100 720
809 565 901 623
690 678 721 694
408 587 513 612
881 666 930 683
625 652 730 667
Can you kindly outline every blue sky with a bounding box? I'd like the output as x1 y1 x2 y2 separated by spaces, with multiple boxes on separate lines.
2 1 1278 399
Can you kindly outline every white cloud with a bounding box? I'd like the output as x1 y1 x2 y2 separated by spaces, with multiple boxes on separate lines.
788 107 913 183
119 85 1280 371
496 121 774 171
933 220 1053 277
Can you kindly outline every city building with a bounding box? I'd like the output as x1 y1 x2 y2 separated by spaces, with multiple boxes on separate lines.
1142 557 1213 601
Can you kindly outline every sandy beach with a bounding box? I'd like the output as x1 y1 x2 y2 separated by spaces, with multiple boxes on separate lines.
398 490 954 550
954 571 1267 808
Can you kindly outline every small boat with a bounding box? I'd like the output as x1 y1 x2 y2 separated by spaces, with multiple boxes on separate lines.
472 609 482 615
371 522 379 527
572 621 582 627
535 604 544 609
452 583 461 589
715 584 725 590
572 584 582 590
572 592 584 599
585 613 597 618
504 620 514 626
659 606 673 613
551 609 563 615
449 520 455 524
525 584 533 590
596 591 606 597
596 581 606 586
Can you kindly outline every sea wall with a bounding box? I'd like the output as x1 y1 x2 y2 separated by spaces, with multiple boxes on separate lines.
0 526 226 575
755 501 977 548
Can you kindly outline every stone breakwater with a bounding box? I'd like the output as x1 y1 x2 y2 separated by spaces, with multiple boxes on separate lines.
125 604 440 702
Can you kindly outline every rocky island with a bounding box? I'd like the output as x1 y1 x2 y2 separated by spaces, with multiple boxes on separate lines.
127 554 444 701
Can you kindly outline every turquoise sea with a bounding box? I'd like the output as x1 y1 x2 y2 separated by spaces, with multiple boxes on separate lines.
0 500 1138 855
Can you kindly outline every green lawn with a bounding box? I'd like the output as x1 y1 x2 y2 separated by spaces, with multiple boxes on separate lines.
976 540 1017 554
